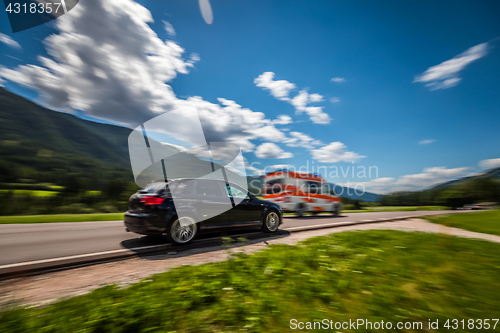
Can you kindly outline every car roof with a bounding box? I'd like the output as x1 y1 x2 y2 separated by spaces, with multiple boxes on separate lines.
152 178 246 189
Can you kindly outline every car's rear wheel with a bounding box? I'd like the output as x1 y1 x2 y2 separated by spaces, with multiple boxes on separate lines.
166 216 198 245
262 210 280 233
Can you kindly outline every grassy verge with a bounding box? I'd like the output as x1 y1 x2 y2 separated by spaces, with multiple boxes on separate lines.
2 230 500 332
426 209 500 236
0 213 124 224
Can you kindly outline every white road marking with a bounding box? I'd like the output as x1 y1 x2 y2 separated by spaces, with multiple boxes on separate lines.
0 243 170 270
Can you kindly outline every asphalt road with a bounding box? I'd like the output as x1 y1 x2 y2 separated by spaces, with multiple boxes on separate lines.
0 211 460 266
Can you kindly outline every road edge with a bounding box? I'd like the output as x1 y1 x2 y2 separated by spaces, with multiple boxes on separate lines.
0 213 446 279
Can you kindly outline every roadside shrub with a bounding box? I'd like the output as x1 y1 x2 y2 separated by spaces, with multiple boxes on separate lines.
54 203 96 214
97 204 119 213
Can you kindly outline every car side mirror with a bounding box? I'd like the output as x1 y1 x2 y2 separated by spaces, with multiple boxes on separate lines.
248 193 256 201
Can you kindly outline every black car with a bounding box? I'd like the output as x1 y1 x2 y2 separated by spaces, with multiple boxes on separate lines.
124 178 283 245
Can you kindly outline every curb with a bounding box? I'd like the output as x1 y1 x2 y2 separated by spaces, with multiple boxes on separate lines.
0 212 446 279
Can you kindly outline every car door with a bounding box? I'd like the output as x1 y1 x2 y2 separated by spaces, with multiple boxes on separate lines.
226 183 262 227
191 180 232 230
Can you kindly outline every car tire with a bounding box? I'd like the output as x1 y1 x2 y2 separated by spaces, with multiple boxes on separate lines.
331 204 340 217
296 203 306 217
165 216 198 245
262 210 280 233
145 234 166 242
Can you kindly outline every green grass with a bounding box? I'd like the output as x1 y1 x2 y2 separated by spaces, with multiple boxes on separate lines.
2 230 500 332
0 213 124 224
426 209 500 236
86 190 102 196
0 189 59 197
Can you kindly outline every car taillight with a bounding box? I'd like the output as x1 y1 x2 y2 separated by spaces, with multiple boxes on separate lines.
140 196 165 205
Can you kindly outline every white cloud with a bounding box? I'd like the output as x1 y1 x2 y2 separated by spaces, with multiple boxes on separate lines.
0 0 292 154
479 158 500 170
0 33 21 49
163 20 176 36
272 114 292 125
245 164 264 176
330 77 345 83
419 139 436 145
330 97 340 103
308 93 323 102
1 0 194 125
284 131 322 149
310 142 365 163
290 90 330 124
349 166 471 194
414 42 488 90
301 106 330 124
254 72 296 100
270 164 293 170
181 97 286 152
255 143 293 159
397 166 470 188
0 0 365 165
255 72 331 124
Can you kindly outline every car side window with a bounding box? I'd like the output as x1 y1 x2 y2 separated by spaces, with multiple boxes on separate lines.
194 180 224 197
175 181 194 195
227 184 249 200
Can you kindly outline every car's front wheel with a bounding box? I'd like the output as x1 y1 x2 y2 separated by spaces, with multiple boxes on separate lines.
166 216 198 245
262 210 280 233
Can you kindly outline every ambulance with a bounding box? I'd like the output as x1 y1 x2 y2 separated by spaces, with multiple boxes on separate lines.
262 170 342 217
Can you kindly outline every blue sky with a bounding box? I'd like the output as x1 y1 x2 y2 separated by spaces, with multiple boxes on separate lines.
1 0 499 193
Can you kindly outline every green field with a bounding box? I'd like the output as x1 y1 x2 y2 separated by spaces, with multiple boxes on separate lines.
426 209 500 236
2 230 499 332
0 213 124 224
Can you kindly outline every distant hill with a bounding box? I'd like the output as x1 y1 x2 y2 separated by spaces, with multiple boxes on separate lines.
0 87 131 167
0 87 247 188
0 87 136 187
430 167 500 191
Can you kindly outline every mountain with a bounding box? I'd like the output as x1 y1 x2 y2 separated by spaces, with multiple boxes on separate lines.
430 167 500 191
0 87 247 189
0 87 131 167
0 87 136 187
